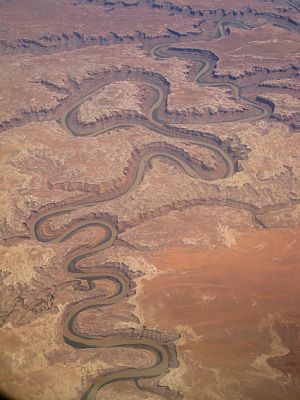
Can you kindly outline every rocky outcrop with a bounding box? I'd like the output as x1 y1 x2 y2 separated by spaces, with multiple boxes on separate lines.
0 30 172 56
255 96 276 112
1 1 299 57
1 53 298 134
77 0 300 27
117 197 300 232
43 140 238 203
212 64 299 81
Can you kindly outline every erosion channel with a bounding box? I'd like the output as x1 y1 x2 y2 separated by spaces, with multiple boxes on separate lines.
29 21 274 400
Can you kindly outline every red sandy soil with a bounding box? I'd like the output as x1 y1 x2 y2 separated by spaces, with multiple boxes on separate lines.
140 226 300 399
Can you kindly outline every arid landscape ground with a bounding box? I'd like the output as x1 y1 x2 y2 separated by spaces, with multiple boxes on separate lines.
0 0 300 399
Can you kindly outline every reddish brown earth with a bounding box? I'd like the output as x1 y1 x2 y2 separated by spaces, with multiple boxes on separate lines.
0 1 300 400
140 227 300 399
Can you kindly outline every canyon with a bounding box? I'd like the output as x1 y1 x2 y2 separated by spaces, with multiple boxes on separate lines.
0 1 300 400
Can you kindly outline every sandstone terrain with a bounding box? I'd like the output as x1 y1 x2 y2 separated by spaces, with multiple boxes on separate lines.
0 1 300 400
